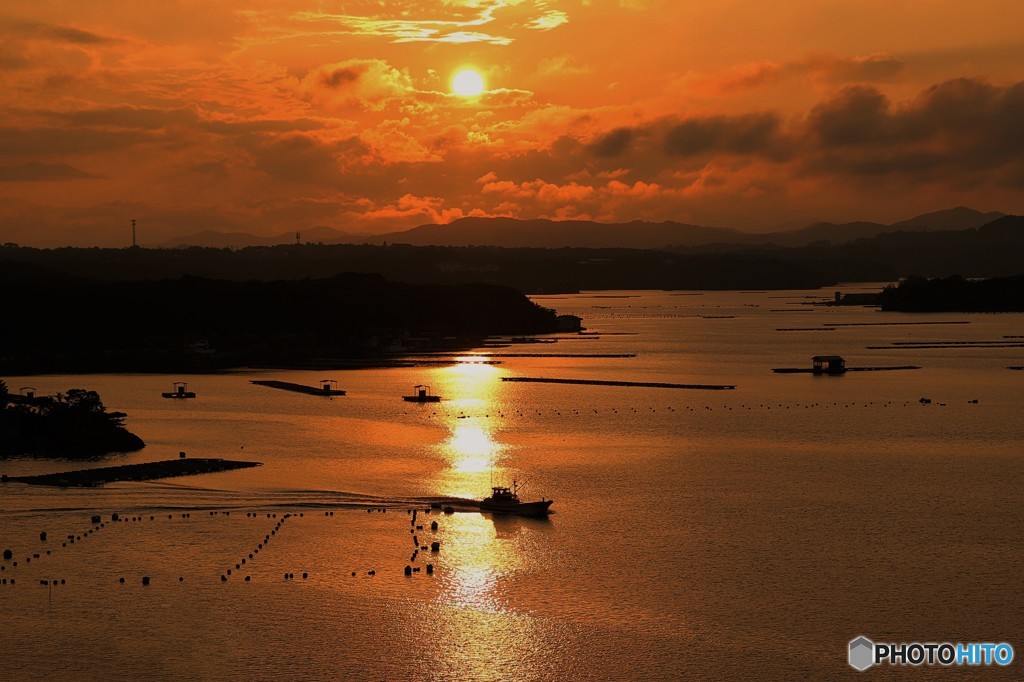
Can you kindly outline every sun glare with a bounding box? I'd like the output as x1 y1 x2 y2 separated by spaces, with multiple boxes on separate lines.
451 69 485 97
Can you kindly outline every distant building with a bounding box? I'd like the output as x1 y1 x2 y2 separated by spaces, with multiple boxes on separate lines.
811 355 846 375
557 314 583 332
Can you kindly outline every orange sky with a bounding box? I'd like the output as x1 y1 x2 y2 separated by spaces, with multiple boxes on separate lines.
2 0 1023 245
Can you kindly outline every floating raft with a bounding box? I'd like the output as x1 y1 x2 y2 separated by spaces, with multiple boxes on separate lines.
251 380 346 396
772 366 921 374
502 377 735 390
5 458 262 487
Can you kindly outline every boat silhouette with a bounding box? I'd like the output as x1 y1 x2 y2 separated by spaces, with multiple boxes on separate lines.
479 480 553 517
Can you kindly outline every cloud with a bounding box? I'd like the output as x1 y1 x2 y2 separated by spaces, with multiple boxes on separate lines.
0 162 98 181
589 128 633 158
803 78 1024 182
0 126 152 156
664 113 782 157
694 52 905 94
535 55 591 78
293 2 514 45
527 10 569 31
250 133 345 185
3 20 119 45
302 59 414 111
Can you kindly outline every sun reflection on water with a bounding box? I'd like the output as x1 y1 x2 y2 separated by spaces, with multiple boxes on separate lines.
437 359 509 497
436 512 515 614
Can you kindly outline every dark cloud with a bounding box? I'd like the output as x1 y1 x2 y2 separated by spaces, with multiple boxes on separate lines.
804 78 1024 183
807 85 898 146
43 107 199 130
589 128 633 158
4 20 118 45
664 113 781 156
320 66 363 88
0 127 151 156
251 134 344 186
0 162 97 181
44 25 116 45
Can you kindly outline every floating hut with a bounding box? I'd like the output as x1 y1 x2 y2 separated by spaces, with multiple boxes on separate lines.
162 382 196 399
811 355 846 375
403 385 442 402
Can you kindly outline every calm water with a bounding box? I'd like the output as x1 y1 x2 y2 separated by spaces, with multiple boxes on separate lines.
1 288 1022 679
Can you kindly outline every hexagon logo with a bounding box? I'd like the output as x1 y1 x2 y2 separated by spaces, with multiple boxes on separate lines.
849 636 875 671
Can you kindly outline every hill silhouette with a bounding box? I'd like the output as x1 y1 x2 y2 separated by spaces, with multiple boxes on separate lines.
150 207 1006 250
0 272 558 374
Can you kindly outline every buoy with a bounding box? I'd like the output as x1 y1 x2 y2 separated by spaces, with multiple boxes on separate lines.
431 521 438 531
111 513 120 522
404 566 412 576
431 542 440 552
142 576 150 585
245 576 251 582
221 575 227 581
2 549 11 560
426 564 433 574
351 572 356 577
91 515 101 524
302 572 308 579
179 577 184 582
368 570 375 576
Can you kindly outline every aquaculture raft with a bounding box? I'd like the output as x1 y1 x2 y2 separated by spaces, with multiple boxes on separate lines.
4 459 262 487
251 379 346 396
501 377 735 390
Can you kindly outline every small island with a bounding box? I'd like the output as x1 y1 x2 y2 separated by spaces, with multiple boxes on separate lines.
0 381 145 458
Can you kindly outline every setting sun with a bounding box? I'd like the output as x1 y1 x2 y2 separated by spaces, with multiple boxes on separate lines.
451 69 485 97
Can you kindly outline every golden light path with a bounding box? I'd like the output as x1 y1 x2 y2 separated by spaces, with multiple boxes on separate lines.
439 359 505 496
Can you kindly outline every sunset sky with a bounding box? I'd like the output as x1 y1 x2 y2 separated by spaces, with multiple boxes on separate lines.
2 1 1023 246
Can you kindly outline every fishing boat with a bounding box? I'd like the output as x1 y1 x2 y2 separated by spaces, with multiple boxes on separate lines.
161 381 196 399
479 480 553 517
403 384 442 402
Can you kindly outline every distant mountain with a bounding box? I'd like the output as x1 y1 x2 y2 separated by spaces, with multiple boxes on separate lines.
760 207 1006 247
889 207 1005 231
760 221 890 247
370 217 745 248
157 207 1008 250
161 226 366 248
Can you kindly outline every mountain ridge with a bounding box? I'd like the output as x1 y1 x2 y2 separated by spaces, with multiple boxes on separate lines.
158 207 1007 250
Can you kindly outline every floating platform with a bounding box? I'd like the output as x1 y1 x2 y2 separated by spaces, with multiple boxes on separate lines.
5 458 262 487
501 377 735 390
403 385 442 402
162 381 195 399
772 366 921 374
251 380 346 396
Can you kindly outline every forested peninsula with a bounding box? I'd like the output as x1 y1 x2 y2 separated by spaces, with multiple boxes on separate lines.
0 270 558 374
0 382 145 458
